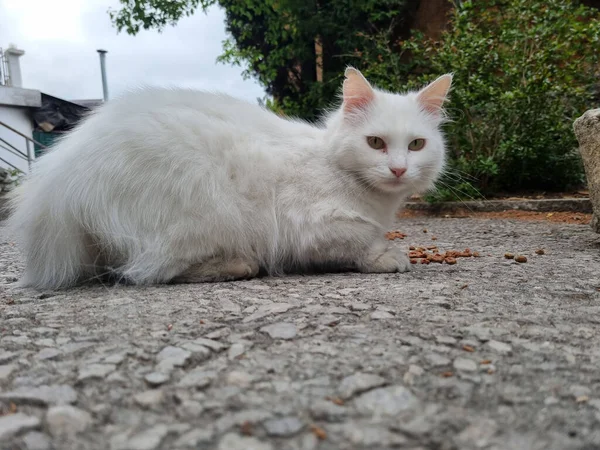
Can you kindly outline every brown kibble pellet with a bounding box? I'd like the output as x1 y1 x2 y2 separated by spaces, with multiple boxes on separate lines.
480 359 492 364
421 259 430 264
410 259 418 264
431 254 445 263
535 249 545 255
311 425 327 440
409 245 416 250
515 255 527 263
427 245 438 250
441 371 454 377
326 396 345 406
385 231 407 240
462 345 475 352
423 229 428 233
240 421 253 436
431 236 438 241
504 253 514 259
445 257 457 265
473 251 481 257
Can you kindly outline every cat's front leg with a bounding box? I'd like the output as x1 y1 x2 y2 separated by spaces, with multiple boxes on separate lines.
356 240 411 273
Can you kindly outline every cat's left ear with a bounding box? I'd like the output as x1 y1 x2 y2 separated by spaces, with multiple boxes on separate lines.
416 74 453 117
342 67 375 113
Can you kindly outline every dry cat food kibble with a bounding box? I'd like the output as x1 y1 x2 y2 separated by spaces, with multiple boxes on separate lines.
310 425 328 440
385 231 407 240
504 253 515 259
515 255 528 263
408 246 480 265
386 231 480 266
535 249 545 255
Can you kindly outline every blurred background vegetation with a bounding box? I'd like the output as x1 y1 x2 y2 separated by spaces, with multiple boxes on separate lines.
111 0 600 201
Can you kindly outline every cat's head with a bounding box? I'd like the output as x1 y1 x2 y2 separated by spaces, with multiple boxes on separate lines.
326 67 452 196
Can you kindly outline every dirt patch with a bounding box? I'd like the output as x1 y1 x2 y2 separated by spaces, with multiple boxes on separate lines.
399 209 592 225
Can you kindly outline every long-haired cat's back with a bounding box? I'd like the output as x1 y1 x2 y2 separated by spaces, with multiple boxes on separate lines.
7 68 452 289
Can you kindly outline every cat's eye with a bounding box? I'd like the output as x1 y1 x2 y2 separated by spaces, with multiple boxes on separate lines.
408 138 426 151
367 136 386 150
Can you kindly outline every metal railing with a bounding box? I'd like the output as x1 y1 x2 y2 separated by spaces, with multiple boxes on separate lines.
0 48 9 86
0 120 47 173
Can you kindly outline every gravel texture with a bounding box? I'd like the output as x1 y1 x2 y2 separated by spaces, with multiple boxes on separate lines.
1 216 600 450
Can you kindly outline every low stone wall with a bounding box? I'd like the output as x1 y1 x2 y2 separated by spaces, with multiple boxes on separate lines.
574 108 600 233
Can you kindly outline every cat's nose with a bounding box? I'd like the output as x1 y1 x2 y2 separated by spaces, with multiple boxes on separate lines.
390 167 407 178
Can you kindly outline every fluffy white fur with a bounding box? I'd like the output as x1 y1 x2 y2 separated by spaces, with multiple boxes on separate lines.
7 68 452 289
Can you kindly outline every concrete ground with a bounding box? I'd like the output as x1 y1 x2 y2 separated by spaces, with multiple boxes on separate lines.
0 216 599 450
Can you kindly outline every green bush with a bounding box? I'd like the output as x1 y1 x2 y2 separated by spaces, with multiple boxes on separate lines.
358 0 600 198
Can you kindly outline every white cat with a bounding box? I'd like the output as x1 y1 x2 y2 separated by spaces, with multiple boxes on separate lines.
7 68 452 289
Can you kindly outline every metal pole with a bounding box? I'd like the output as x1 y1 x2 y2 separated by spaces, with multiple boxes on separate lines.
26 138 32 171
97 49 109 102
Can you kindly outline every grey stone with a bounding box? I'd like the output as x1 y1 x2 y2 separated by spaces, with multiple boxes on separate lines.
0 384 77 406
371 310 394 320
309 400 348 422
436 335 458 345
349 302 371 311
486 340 513 355
0 351 19 365
46 405 92 436
260 322 297 340
453 357 478 372
179 342 212 360
178 369 215 388
205 328 230 340
569 385 591 399
403 364 424 385
263 416 304 437
574 108 600 232
354 386 419 416
0 413 41 440
2 335 30 345
333 423 408 447
243 303 294 323
394 415 434 437
338 372 387 400
156 346 191 370
144 372 169 386
174 428 214 447
34 339 55 347
104 353 126 365
228 341 252 360
179 400 205 417
589 399 600 410
125 425 169 450
424 353 451 367
35 348 61 360
191 338 227 352
22 431 52 450
77 363 116 382
455 418 498 447
464 326 492 342
0 364 15 381
134 390 165 408
226 370 254 387
218 433 273 450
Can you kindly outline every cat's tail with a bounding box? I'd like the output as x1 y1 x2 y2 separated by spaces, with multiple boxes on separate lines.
6 171 91 290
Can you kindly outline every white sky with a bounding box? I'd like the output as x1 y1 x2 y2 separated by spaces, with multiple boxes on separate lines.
0 0 266 102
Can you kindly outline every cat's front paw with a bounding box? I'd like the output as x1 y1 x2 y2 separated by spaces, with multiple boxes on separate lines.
358 246 411 274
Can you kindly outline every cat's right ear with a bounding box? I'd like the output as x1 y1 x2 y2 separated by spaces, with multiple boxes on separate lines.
416 74 453 117
342 67 375 114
